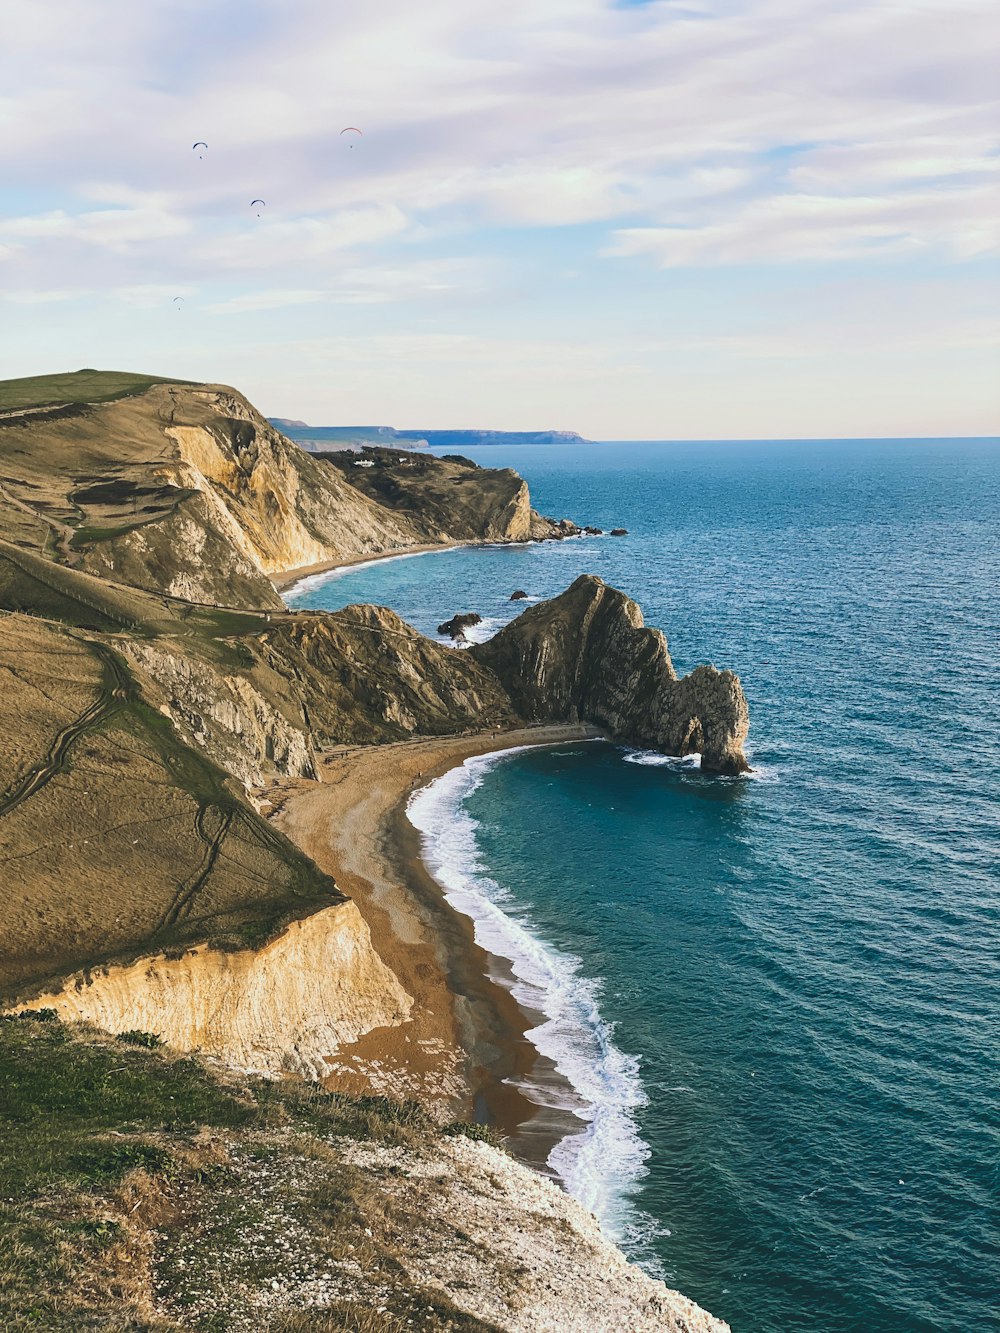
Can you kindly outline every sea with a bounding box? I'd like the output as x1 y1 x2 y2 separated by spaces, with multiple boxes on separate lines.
285 438 1000 1332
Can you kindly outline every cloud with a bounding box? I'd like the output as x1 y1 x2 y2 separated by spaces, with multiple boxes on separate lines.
2 0 997 257
610 182 1000 265
1 0 997 435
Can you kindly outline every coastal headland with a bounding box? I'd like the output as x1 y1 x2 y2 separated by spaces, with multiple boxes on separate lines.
0 368 739 1329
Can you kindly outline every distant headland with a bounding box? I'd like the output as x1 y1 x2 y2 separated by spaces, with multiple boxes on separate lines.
270 418 592 450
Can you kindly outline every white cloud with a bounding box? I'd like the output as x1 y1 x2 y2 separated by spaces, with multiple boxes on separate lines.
1 0 997 434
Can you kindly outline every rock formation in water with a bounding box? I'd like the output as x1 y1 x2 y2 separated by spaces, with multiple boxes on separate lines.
437 611 482 639
473 575 750 774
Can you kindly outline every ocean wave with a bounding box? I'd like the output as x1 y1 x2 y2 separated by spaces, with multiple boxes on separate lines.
622 747 780 783
622 749 700 770
435 615 506 647
407 750 663 1270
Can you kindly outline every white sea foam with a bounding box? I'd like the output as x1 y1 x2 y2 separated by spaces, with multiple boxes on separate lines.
406 749 663 1266
623 746 779 782
435 615 508 647
622 749 701 770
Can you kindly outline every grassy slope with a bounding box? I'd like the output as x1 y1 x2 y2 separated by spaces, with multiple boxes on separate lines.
0 1014 499 1332
0 592 339 998
0 370 190 412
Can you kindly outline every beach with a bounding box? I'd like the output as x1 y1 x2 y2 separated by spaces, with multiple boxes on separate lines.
268 725 602 1168
272 541 463 593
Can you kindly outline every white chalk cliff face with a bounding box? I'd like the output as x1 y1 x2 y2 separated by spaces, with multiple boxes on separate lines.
74 383 566 609
13 903 411 1078
347 1134 732 1333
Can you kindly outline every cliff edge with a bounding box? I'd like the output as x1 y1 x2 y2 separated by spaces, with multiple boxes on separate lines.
0 373 575 610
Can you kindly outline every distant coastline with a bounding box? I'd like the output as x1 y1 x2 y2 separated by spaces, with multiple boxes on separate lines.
270 417 592 450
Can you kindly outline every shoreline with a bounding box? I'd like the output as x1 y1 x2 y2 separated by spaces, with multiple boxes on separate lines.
269 726 604 1171
272 541 462 594
272 528 596 598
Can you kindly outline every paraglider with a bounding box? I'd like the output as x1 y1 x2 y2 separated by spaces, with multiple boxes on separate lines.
172 296 184 310
250 198 266 217
192 141 207 159
340 127 362 148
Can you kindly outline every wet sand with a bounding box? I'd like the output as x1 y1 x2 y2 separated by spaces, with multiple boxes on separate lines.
269 726 602 1170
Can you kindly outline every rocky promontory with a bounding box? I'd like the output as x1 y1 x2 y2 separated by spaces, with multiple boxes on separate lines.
473 575 750 774
0 376 581 612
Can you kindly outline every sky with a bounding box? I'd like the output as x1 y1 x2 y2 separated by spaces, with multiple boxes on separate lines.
1 0 998 438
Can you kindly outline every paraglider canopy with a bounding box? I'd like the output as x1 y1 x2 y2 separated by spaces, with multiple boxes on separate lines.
192 141 207 158
250 198 266 216
172 296 184 309
340 126 362 147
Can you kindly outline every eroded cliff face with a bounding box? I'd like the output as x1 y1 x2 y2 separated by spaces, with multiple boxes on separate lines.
12 902 411 1078
0 378 572 610
121 638 317 789
474 574 751 774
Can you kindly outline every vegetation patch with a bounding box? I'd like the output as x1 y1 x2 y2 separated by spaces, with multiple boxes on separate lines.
0 1016 506 1331
0 369 189 413
116 1029 164 1048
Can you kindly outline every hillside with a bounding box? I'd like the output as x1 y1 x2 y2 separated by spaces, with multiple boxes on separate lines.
0 541 748 1009
0 370 740 1331
0 371 575 610
0 1014 728 1332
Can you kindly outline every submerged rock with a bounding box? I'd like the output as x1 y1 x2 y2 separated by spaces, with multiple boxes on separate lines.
472 575 750 774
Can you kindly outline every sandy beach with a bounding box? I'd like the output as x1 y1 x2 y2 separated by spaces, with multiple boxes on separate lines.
269 725 603 1169
272 542 462 593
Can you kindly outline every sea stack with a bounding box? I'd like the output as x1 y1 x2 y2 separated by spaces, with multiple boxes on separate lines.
472 575 750 774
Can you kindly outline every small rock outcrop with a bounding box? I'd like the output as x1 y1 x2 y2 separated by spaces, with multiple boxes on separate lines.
473 575 750 774
552 518 582 538
610 527 628 536
437 612 482 640
509 590 529 601
584 525 604 535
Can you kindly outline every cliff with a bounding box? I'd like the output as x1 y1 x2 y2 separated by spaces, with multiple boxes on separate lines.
473 575 751 774
0 372 574 611
1 1015 730 1332
0 370 742 1330
12 901 411 1079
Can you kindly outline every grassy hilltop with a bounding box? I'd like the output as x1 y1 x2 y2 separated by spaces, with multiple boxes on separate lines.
0 369 189 412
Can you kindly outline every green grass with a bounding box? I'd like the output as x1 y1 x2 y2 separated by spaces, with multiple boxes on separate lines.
0 1016 506 1331
0 370 192 413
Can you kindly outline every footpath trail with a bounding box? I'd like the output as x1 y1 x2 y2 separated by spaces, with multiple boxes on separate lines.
0 639 133 821
156 806 235 931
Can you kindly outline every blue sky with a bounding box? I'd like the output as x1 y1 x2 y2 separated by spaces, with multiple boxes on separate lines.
1 0 997 437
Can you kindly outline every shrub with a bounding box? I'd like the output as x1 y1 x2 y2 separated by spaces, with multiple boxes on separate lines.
75 1142 175 1183
441 1120 505 1148
115 1030 163 1048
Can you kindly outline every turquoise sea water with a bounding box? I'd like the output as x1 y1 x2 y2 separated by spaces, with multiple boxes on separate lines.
287 440 1000 1332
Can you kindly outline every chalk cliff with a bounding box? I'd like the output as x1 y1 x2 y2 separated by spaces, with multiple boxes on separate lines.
0 377 572 610
13 901 412 1079
473 575 751 774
